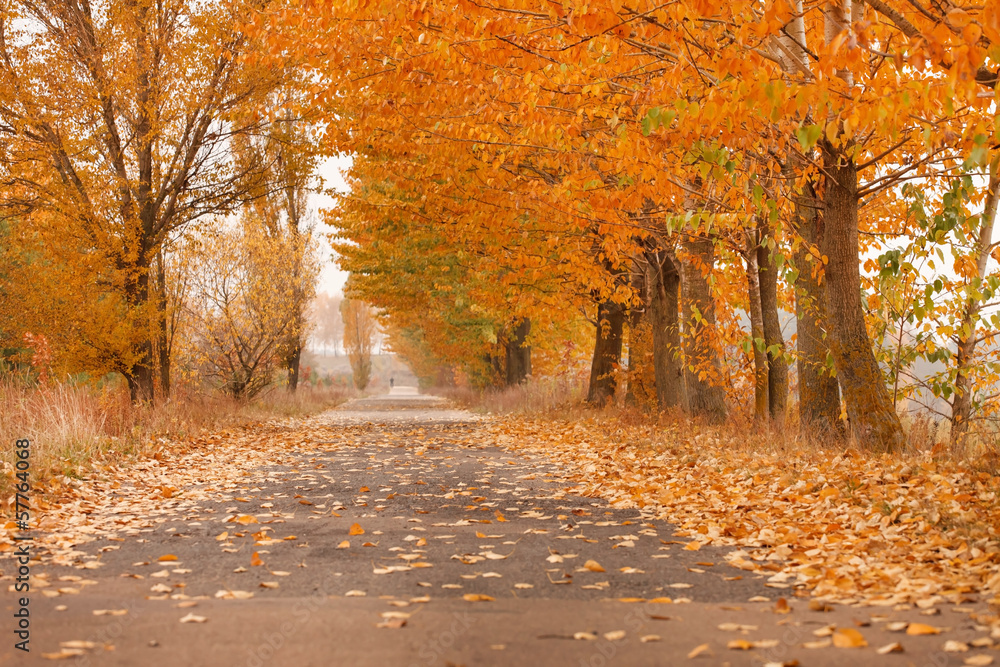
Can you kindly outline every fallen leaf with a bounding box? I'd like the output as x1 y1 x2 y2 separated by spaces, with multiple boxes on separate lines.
463 594 494 602
179 613 207 624
41 649 87 660
60 641 97 649
250 552 263 567
906 623 942 636
832 628 867 648
640 635 661 643
158 554 178 562
573 632 598 641
876 642 904 655
687 643 711 658
349 523 365 536
583 559 605 572
604 630 626 641
964 657 994 666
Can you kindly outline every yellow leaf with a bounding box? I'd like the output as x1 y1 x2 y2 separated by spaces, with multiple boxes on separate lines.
727 639 753 650
906 623 941 636
236 515 258 525
158 554 178 562
687 643 711 658
463 594 494 602
337 540 350 549
495 511 507 523
583 559 605 572
349 523 365 536
251 552 263 567
833 628 868 648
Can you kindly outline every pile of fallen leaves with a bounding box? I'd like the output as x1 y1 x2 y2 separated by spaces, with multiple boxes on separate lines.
491 416 1000 607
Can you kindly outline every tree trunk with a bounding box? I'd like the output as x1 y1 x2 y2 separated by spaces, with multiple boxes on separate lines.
952 166 1000 444
625 266 654 409
286 342 302 391
505 318 531 386
646 248 685 410
680 234 727 423
124 266 156 403
587 299 624 405
757 225 789 425
791 179 843 436
154 249 171 400
820 140 903 452
745 236 769 421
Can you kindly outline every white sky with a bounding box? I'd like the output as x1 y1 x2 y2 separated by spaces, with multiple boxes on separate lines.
313 154 354 296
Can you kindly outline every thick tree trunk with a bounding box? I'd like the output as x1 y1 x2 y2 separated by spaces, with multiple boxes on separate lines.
820 140 903 452
587 299 624 405
952 167 1000 444
124 267 156 403
757 226 789 425
154 249 171 400
745 237 769 421
505 318 531 386
625 267 654 409
791 180 842 435
646 249 685 410
680 234 727 423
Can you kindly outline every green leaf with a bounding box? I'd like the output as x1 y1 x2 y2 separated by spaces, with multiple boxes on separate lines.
795 124 823 152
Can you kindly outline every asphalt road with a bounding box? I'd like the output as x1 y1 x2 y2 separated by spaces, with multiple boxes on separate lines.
6 388 994 666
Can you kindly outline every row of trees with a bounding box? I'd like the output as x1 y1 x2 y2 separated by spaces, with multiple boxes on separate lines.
264 0 999 452
0 0 322 400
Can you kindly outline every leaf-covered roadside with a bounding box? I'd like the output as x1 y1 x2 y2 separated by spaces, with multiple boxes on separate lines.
492 417 1000 606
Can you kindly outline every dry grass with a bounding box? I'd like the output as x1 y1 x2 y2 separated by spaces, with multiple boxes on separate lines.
436 378 1000 471
0 379 352 501
433 375 588 415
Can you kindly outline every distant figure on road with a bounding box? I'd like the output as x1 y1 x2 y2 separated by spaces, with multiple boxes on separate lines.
390 377 395 388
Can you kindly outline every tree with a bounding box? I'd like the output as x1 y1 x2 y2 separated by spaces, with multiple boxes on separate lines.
181 216 318 399
0 0 290 401
341 298 376 391
265 0 999 452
